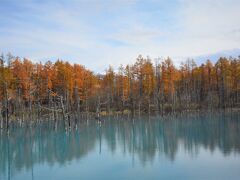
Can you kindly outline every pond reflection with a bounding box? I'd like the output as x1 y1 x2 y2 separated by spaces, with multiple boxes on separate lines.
1 112 240 179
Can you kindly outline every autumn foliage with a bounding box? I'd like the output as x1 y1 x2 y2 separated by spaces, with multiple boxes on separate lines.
0 53 240 124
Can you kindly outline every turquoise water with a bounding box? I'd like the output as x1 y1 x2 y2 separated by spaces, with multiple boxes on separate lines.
1 112 240 180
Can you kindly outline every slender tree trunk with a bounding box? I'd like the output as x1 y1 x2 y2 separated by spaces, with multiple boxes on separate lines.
148 96 151 116
138 75 143 118
156 65 161 115
0 110 3 129
85 89 89 121
53 97 57 129
96 96 101 119
129 75 134 118
60 96 67 130
4 82 9 132
28 83 32 123
107 91 110 115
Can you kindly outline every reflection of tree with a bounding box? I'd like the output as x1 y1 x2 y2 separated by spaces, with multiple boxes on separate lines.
101 112 240 163
103 118 179 163
0 112 240 178
0 122 98 179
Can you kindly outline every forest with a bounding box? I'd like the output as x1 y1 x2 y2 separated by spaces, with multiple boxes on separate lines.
0 53 240 130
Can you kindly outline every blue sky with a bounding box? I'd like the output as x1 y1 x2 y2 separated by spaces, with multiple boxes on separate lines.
0 0 240 72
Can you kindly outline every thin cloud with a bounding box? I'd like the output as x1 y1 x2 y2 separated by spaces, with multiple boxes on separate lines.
0 0 239 72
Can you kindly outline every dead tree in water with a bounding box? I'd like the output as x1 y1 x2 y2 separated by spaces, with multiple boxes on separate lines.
73 81 80 128
129 72 134 118
74 81 80 114
38 90 70 130
0 82 9 131
155 60 161 115
96 96 101 119
0 55 9 131
59 95 68 129
53 96 57 129
138 74 143 118
4 82 9 131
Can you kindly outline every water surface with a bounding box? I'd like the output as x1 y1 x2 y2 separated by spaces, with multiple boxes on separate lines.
1 112 240 179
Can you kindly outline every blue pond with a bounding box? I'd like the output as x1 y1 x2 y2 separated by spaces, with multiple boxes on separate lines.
0 112 240 179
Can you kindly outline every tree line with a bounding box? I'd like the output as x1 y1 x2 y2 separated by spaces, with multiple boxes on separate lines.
0 53 240 130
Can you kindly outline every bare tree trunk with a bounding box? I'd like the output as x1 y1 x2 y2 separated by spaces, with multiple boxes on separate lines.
28 83 32 123
138 75 143 118
129 75 134 118
138 100 141 118
0 109 3 129
53 97 57 129
148 96 151 116
156 64 161 116
161 77 165 116
18 88 24 126
96 96 101 120
74 82 80 115
60 96 67 130
85 89 89 121
4 82 9 132
107 91 110 115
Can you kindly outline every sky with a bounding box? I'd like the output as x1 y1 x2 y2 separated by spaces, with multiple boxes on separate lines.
0 0 240 72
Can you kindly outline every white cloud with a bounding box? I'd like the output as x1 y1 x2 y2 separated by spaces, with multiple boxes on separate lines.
173 0 240 54
0 0 239 72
